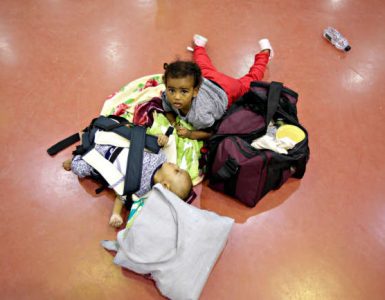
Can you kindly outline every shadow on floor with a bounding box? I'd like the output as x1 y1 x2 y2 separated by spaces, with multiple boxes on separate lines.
199 179 301 223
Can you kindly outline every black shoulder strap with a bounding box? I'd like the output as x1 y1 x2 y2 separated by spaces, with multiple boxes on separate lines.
92 115 127 131
47 115 161 156
47 133 80 156
93 116 160 154
46 116 103 156
123 126 147 209
210 157 239 196
265 81 283 129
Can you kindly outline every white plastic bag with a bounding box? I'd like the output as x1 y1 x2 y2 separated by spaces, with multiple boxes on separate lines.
102 184 234 300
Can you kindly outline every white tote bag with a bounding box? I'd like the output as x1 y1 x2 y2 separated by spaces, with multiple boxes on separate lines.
102 184 234 300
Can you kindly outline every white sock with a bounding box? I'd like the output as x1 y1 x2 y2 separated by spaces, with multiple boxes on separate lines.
193 34 208 47
258 38 274 60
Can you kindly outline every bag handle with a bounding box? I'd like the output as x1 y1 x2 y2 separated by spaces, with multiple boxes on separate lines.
211 157 239 182
265 81 283 130
210 157 239 196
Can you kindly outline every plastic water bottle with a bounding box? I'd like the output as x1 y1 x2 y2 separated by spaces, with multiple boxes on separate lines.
323 27 351 51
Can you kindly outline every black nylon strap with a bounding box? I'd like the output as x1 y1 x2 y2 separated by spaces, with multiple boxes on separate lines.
124 126 146 197
108 147 123 164
224 176 237 197
93 116 127 131
265 81 283 131
107 114 130 124
47 116 160 156
165 126 174 137
93 116 160 154
81 127 98 153
47 133 80 156
210 157 239 197
211 157 239 182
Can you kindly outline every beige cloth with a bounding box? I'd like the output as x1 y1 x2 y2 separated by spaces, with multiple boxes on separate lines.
251 135 296 154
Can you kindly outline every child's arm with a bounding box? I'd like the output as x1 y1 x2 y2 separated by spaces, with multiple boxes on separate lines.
164 112 177 126
109 195 124 228
176 126 212 140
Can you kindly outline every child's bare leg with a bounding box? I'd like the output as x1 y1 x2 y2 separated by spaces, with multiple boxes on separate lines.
63 159 72 171
109 196 124 228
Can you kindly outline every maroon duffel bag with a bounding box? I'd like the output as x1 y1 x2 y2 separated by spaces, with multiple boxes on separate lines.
207 81 310 207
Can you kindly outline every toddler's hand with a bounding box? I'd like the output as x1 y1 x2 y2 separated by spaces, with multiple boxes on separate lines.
176 126 191 138
157 134 169 147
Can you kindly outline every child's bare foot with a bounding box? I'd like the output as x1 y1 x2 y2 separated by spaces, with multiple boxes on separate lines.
63 159 72 171
109 213 123 228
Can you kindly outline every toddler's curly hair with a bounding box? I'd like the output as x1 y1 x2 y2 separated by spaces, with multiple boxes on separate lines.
163 61 202 88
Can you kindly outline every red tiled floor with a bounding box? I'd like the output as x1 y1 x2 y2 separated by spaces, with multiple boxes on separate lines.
1 1 385 299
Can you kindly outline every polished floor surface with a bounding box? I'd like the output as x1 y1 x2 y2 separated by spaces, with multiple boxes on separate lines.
1 1 385 299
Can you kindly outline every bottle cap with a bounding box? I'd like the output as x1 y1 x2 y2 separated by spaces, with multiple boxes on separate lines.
344 45 351 51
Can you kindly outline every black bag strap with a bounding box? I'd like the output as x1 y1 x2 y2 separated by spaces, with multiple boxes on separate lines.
109 147 124 164
79 127 98 154
47 133 80 156
165 126 174 137
265 81 283 130
123 126 146 209
94 116 160 154
92 115 128 131
211 157 239 181
120 125 173 209
210 157 239 196
47 116 161 156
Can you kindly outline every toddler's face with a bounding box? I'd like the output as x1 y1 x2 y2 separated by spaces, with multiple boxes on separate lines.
165 76 199 115
160 162 192 199
160 162 188 183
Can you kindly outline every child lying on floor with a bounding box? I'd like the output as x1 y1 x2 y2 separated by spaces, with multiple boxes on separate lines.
63 131 192 228
162 34 273 140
